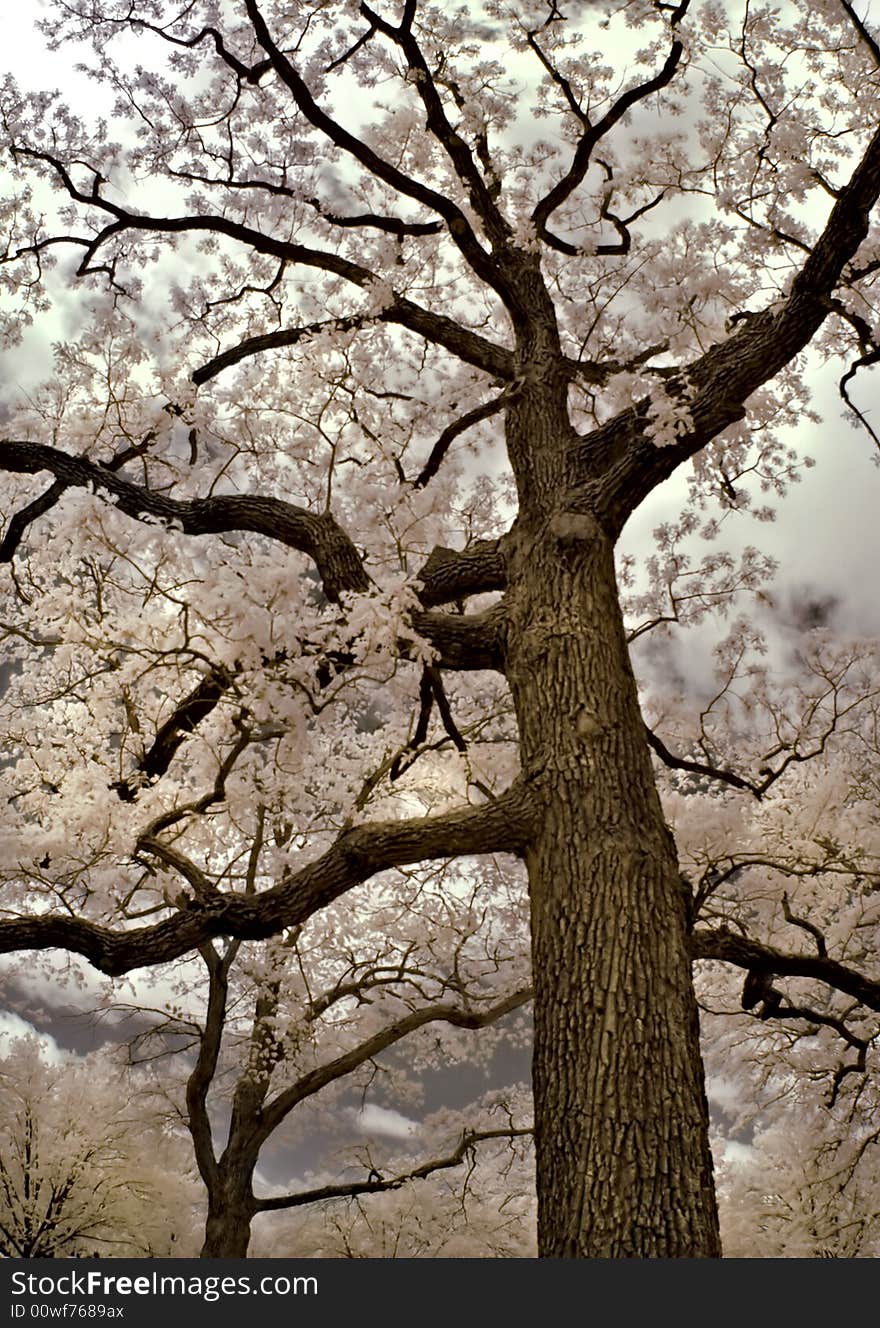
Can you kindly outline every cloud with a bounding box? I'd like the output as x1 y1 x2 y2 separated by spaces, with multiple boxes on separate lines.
353 1105 420 1140
0 1011 66 1064
706 1076 744 1114
717 1138 754 1167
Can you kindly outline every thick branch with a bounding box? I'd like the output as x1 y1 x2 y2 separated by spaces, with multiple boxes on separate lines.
257 986 533 1142
572 121 880 531
840 0 880 68
111 602 503 803
410 605 506 672
0 781 537 975
781 892 828 958
113 666 235 801
416 540 507 607
0 440 368 602
0 442 508 632
5 145 392 287
254 1125 532 1212
0 480 68 563
691 927 880 1012
97 16 274 85
305 198 443 238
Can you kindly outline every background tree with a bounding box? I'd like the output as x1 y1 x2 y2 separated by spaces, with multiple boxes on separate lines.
716 1106 880 1259
123 863 531 1257
0 1038 200 1257
1 0 880 1257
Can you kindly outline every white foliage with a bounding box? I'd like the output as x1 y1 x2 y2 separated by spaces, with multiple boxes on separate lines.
0 1039 201 1257
1 0 880 1261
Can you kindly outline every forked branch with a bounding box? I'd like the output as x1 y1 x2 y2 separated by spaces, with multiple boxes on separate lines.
254 1125 533 1212
0 780 538 975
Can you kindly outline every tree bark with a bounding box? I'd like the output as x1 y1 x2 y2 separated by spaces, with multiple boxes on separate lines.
201 1166 257 1258
505 396 720 1257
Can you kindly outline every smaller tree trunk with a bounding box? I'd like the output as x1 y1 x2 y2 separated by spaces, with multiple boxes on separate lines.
200 1164 257 1258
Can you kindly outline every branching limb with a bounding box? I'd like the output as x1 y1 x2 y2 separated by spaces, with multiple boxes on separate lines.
326 17 379 73
111 602 504 802
0 779 538 975
738 966 869 1107
840 0 880 68
85 14 275 86
691 927 880 1012
839 347 880 450
256 985 533 1142
1 442 509 627
6 142 514 381
5 142 387 283
254 1126 533 1212
570 120 880 532
191 315 370 385
426 668 468 755
307 198 443 239
416 539 507 606
389 668 435 782
134 711 269 844
530 9 688 240
359 1 510 248
242 0 510 302
0 440 368 602
137 838 217 904
388 665 489 795
410 605 506 671
192 297 514 384
186 942 240 1190
0 430 159 565
817 295 880 449
180 177 443 241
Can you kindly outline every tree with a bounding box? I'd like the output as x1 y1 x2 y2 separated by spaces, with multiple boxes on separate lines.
122 865 531 1257
0 1038 200 1257
717 1107 880 1259
2 0 880 1257
77 659 880 1260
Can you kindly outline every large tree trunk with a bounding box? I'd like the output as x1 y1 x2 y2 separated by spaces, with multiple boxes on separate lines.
505 449 720 1257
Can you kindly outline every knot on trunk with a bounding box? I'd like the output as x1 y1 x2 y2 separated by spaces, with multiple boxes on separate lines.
549 510 601 544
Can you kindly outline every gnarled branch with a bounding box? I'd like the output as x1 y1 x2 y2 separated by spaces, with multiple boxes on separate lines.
0 779 538 975
691 927 880 1013
254 1124 533 1212
0 440 368 603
